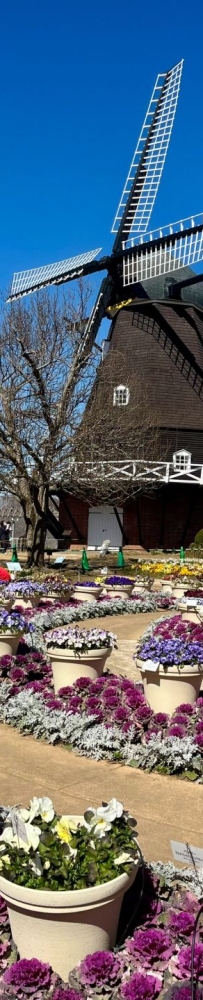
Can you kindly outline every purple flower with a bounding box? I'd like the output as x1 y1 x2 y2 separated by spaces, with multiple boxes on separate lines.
78 951 122 987
127 928 173 967
105 576 134 585
9 667 25 681
3 958 52 993
171 944 203 979
194 734 203 750
153 713 169 727
168 725 187 738
121 972 161 1000
170 988 203 1000
177 704 194 715
169 909 195 936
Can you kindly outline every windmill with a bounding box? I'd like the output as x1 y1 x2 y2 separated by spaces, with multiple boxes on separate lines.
9 57 199 336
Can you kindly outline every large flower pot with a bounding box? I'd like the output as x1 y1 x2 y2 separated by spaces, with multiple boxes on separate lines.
0 599 13 612
0 632 21 655
49 646 111 692
73 586 102 603
105 584 133 599
136 657 202 713
12 595 40 610
172 585 188 598
0 856 139 980
132 583 147 594
151 580 163 592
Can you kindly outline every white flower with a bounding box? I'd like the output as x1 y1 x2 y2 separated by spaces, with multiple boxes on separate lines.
30 853 43 876
0 822 41 853
96 799 123 822
114 852 134 865
0 854 11 869
29 797 54 824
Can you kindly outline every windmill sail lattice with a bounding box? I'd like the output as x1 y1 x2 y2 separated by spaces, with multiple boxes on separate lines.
111 60 183 248
8 58 203 315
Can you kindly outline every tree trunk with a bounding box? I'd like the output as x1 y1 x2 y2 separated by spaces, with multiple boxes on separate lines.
22 486 49 567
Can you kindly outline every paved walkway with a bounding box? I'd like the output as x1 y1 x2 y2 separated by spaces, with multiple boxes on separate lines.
1 610 201 868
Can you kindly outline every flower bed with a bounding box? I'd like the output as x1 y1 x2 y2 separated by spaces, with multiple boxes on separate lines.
1 857 203 998
1 650 203 777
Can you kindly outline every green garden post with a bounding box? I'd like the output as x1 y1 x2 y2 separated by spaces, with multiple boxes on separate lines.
117 547 125 568
81 548 90 573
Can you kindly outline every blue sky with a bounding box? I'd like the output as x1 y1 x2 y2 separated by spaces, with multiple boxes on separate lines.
1 0 203 309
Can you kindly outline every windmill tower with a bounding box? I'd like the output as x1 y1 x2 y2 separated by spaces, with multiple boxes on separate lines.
9 60 203 550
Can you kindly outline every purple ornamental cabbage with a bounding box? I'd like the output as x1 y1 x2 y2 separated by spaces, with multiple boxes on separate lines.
3 958 52 993
170 944 203 980
78 951 122 987
127 927 173 967
121 972 161 1000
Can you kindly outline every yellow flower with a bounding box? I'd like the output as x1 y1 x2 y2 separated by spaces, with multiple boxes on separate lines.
55 816 77 844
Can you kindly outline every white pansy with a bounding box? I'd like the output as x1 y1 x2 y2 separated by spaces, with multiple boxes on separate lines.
18 808 31 822
0 826 16 846
44 860 51 870
95 799 123 823
0 822 41 853
114 852 134 865
30 853 43 876
29 797 54 824
0 854 11 869
91 818 112 839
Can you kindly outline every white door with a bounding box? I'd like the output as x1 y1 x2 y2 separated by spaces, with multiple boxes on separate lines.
88 506 123 549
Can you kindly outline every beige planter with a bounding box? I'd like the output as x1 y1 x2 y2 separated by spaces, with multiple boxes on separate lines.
132 583 147 594
105 584 133 599
49 646 111 692
172 585 188 598
73 586 102 603
43 590 71 605
137 657 202 713
0 632 22 655
0 850 139 980
12 595 39 609
151 580 163 592
181 609 200 623
0 599 13 611
161 584 173 595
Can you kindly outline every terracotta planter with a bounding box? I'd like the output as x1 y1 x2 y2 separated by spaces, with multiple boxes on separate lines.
105 584 133 599
73 586 102 603
136 657 202 713
49 645 111 692
0 846 139 979
0 632 22 655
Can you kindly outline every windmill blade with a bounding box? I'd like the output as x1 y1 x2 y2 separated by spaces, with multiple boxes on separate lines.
80 275 114 351
7 248 102 301
112 60 183 250
122 213 203 286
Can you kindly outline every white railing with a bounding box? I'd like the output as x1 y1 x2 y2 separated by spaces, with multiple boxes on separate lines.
70 459 203 485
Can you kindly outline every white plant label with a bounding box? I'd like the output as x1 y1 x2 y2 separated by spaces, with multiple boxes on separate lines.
7 562 22 573
145 659 159 672
171 840 203 867
10 809 28 844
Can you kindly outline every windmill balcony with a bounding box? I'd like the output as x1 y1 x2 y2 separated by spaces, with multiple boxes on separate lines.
65 458 203 486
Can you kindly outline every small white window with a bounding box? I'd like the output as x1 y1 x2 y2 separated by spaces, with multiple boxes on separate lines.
173 450 191 471
113 385 130 406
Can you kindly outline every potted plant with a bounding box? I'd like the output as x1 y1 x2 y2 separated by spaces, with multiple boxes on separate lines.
73 581 102 603
42 578 72 605
104 576 134 599
0 796 139 980
5 580 46 609
0 610 34 655
136 624 203 713
44 626 116 691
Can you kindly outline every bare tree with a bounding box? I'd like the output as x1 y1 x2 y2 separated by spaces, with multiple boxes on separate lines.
0 283 98 565
66 350 162 505
0 288 162 563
